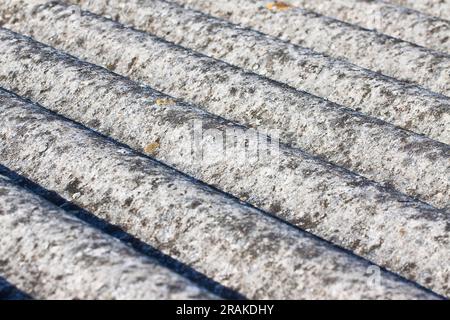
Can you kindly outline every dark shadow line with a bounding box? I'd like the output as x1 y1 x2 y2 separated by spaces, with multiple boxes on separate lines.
0 164 246 300
0 277 32 300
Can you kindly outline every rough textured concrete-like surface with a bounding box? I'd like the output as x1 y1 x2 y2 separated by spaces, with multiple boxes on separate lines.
0 30 448 297
55 0 450 143
285 0 450 53
171 0 450 95
388 0 450 20
0 89 438 300
1 4 449 210
0 173 215 300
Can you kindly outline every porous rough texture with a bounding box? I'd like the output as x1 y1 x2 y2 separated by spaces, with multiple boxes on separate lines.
0 173 216 300
387 0 450 20
46 0 450 143
170 0 450 95
0 31 449 297
0 6 448 210
284 0 450 53
0 89 438 300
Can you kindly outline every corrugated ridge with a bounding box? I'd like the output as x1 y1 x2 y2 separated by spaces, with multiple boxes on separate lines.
0 29 448 296
0 4 448 209
283 0 450 53
40 0 450 143
0 171 216 300
386 0 450 20
0 0 448 300
1 89 437 299
168 0 450 94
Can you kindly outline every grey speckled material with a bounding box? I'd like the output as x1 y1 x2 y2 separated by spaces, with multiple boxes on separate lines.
46 0 450 143
0 173 216 300
170 0 450 95
1 4 448 210
285 0 450 53
0 89 438 300
387 0 450 20
0 30 448 297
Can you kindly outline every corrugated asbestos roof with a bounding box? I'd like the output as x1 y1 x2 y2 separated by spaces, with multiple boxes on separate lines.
0 0 448 300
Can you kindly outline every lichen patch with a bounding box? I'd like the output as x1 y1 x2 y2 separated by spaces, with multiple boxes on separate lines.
144 141 160 155
155 98 175 106
266 1 293 11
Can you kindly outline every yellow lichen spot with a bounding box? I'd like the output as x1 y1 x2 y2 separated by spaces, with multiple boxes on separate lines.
144 141 160 155
155 98 175 106
266 1 292 11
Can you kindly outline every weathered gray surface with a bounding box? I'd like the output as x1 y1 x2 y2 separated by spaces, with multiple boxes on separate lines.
387 0 450 20
0 31 448 297
0 89 438 300
44 0 450 143
0 173 216 300
284 0 450 53
0 5 448 210
170 0 450 95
